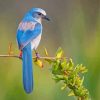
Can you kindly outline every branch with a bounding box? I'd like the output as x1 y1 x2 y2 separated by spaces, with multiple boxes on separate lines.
0 54 67 60
0 54 19 58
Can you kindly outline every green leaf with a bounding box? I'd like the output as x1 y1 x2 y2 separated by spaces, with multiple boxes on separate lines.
80 65 88 73
44 47 49 56
61 58 68 71
68 90 75 96
52 76 61 82
56 47 63 59
52 75 64 82
80 77 84 86
55 75 64 79
68 59 74 68
45 58 53 63
61 84 67 90
35 59 43 68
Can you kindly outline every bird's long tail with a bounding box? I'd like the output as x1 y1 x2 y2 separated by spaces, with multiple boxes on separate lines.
22 43 33 93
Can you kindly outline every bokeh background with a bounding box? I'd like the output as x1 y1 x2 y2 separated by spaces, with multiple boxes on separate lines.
0 0 100 100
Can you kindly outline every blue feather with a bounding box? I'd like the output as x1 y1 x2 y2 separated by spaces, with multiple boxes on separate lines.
22 43 33 93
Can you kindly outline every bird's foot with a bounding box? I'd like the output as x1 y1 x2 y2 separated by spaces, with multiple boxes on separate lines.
19 50 22 59
34 49 40 59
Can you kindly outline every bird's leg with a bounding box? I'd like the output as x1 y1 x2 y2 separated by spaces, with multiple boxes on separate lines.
19 50 22 59
34 49 40 59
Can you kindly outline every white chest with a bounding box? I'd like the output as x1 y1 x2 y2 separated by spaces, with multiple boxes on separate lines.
31 34 41 50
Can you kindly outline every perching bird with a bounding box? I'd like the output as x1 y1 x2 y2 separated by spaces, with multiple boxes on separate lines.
16 8 50 93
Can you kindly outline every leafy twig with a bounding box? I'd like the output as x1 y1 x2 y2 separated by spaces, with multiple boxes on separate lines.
44 47 90 100
0 44 90 100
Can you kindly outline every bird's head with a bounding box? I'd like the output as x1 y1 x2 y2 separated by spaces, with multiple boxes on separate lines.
29 8 50 23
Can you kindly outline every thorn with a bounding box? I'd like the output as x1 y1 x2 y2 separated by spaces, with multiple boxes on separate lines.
44 47 49 56
8 42 13 55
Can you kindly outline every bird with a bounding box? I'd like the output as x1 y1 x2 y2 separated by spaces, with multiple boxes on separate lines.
16 8 50 93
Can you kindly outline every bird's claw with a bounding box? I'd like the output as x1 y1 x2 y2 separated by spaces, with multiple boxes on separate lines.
34 49 40 59
35 52 40 59
19 50 22 59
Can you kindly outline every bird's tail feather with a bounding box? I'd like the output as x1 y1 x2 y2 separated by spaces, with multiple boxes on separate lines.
22 43 33 93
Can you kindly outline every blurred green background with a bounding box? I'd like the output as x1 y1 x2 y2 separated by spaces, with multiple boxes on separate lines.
0 0 100 100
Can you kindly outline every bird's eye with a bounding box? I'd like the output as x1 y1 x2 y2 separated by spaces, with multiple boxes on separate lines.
38 13 42 15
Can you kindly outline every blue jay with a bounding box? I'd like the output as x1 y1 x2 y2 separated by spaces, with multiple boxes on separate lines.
16 8 50 93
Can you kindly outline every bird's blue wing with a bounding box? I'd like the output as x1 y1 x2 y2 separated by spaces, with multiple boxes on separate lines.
16 21 42 50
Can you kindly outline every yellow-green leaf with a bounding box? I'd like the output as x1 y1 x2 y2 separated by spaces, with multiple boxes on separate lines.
61 84 67 90
8 43 13 55
35 59 43 68
56 47 63 58
45 58 53 63
80 77 84 86
68 91 75 96
69 59 74 67
44 47 48 56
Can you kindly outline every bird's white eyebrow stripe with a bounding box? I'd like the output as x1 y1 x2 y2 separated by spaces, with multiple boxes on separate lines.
18 21 36 31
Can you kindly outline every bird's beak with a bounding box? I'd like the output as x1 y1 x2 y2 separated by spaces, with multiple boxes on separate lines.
43 15 50 21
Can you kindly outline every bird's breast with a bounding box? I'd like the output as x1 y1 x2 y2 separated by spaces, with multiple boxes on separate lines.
31 34 42 50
